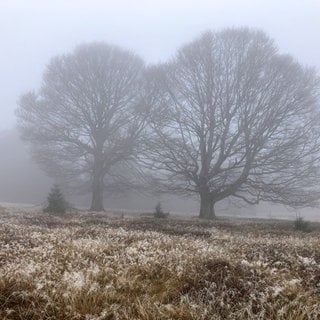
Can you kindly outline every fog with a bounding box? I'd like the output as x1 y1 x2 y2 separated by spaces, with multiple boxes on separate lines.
2 0 320 130
1 129 318 221
0 130 200 213
0 130 51 204
1 0 320 219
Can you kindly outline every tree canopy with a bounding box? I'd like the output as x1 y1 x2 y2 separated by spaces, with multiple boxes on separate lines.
142 28 320 218
17 43 147 211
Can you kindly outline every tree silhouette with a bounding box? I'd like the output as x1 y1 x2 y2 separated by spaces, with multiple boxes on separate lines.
143 28 320 218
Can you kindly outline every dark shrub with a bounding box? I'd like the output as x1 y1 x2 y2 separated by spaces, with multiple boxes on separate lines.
294 216 311 232
154 202 169 219
44 185 68 215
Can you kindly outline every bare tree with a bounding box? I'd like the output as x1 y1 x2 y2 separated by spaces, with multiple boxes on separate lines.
16 43 147 211
143 28 320 219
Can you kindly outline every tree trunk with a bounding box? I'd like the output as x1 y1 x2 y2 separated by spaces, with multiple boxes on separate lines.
199 193 216 219
90 178 104 211
90 155 105 211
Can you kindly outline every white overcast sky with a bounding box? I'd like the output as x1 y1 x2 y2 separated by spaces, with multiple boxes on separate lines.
1 0 320 131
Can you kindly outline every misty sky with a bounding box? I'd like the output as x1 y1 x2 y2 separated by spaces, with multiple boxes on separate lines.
1 0 320 131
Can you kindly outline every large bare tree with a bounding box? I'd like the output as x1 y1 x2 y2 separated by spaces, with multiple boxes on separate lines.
143 28 320 219
16 43 146 211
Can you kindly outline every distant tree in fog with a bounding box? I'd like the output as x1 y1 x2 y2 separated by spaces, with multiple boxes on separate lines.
16 43 147 211
143 28 320 219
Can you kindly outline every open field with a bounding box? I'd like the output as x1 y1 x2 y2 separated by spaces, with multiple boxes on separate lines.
0 205 320 319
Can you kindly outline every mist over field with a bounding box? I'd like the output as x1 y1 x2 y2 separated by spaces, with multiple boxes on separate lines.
0 1 320 218
1 130 319 221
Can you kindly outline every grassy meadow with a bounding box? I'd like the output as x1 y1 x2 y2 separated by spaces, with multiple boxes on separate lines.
0 205 319 319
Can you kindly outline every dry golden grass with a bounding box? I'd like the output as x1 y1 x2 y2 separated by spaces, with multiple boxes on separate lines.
0 208 319 319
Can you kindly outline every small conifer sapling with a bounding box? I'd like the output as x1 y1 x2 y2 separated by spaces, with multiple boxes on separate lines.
44 185 68 215
154 202 169 219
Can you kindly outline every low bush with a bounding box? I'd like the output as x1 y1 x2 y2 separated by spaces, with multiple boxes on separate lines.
294 216 311 232
153 202 169 219
44 184 68 215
